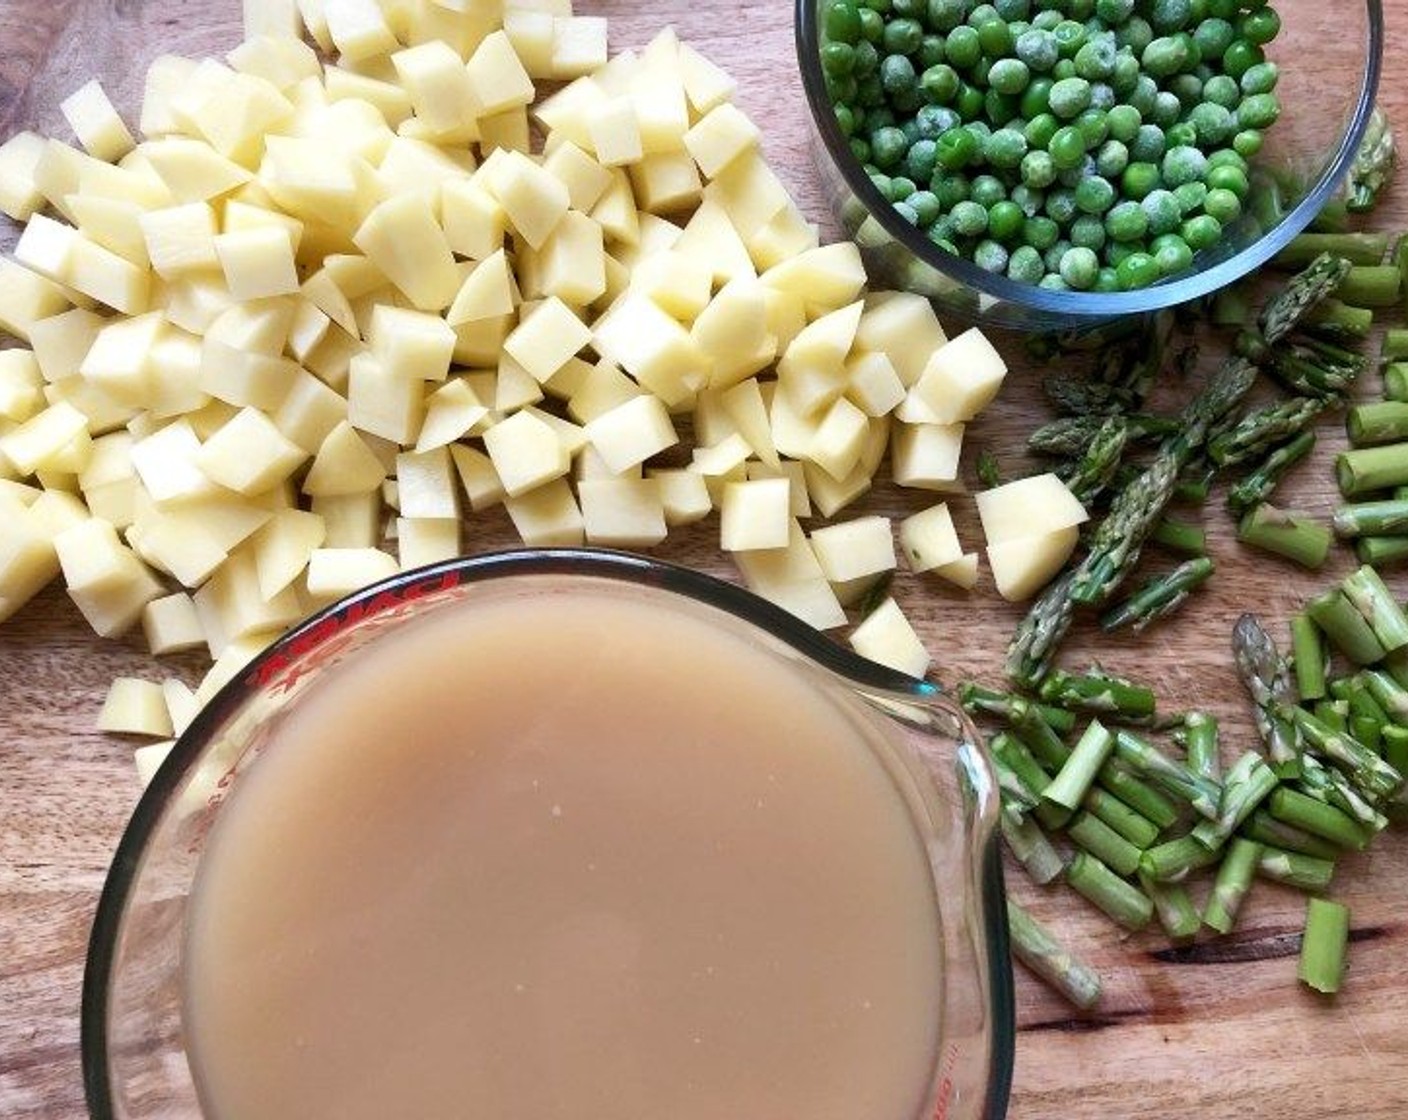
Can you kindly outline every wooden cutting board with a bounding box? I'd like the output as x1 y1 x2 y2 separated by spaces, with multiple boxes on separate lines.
2 1 1406 1116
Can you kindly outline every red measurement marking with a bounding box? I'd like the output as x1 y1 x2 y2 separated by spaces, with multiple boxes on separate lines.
931 1042 960 1120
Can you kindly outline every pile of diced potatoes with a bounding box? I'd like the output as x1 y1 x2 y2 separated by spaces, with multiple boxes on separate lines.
0 0 1087 779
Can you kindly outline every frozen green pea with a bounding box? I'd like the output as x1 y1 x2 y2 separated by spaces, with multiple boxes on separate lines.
1043 239 1072 272
921 63 961 103
871 126 909 169
935 126 978 169
889 176 917 200
1056 159 1092 189
1096 0 1134 20
1053 19 1087 57
994 0 1031 19
1048 125 1088 170
1116 250 1161 289
1193 15 1234 58
1188 101 1235 145
915 104 961 139
1122 161 1161 200
945 24 982 67
1094 266 1120 291
821 41 857 77
1233 129 1263 157
905 139 940 181
835 104 856 137
1204 186 1241 223
1151 0 1192 33
1076 108 1109 147
1106 199 1150 242
1116 16 1154 55
1202 74 1239 107
1071 213 1107 250
1150 92 1183 128
892 200 921 225
956 83 987 119
850 137 872 162
1110 51 1140 94
1130 123 1166 162
1024 214 1060 249
1128 74 1158 117
974 239 1010 272
1162 145 1208 187
823 0 862 44
1021 149 1058 188
1049 76 1092 119
950 199 989 236
1025 112 1060 149
1074 34 1117 80
967 4 1001 27
1238 92 1280 129
1223 39 1263 79
979 18 1016 58
1239 6 1281 45
1089 82 1116 111
1016 28 1060 71
825 72 858 103
1169 73 1204 108
1106 104 1141 142
1007 243 1045 283
1240 61 1279 95
1020 76 1055 119
935 173 971 207
1045 187 1079 224
1142 35 1189 77
989 57 1032 95
989 199 1026 241
1151 232 1195 274
971 173 1007 207
883 18 925 55
1166 122 1198 150
880 54 918 96
927 0 966 31
1096 139 1130 178
857 7 884 43
854 74 885 108
1182 212 1222 249
1173 180 1208 213
1075 175 1117 213
1141 188 1183 236
984 128 1029 168
908 189 941 225
1052 58 1078 80
1207 0 1238 18
1059 245 1100 289
1010 184 1045 216
918 34 947 70
1206 163 1249 198
964 120 992 143
1038 273 1069 291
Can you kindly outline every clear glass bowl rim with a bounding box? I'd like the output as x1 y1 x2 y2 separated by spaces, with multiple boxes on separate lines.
794 0 1386 320
81 547 1016 1120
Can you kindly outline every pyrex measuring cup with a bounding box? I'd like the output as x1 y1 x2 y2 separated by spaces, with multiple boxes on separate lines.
82 549 1014 1119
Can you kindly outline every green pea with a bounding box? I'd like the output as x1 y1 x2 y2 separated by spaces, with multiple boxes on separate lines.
1129 124 1166 163
1201 74 1239 108
909 189 942 225
1232 128 1263 157
1048 76 1092 119
918 35 948 69
1021 148 1058 188
965 119 993 142
967 4 1000 27
1128 75 1159 118
918 64 958 103
891 0 923 16
1095 0 1134 22
1238 92 1280 129
853 39 880 75
984 89 1022 126
994 0 1031 20
880 55 917 97
1024 111 1060 149
850 137 873 162
1019 76 1054 119
889 175 917 200
871 125 910 169
1075 175 1116 214
927 0 966 32
1188 0 1209 21
945 24 982 67
1016 28 1060 71
1239 6 1280 45
1106 241 1141 267
930 235 960 255
1089 82 1116 111
1240 61 1279 95
989 57 1032 95
1059 245 1100 289
1007 244 1046 283
835 104 856 138
1191 15 1233 58
1161 145 1207 188
988 199 1026 242
1150 92 1182 128
1207 0 1238 16
955 83 987 119
1023 215 1060 249
1173 180 1208 213
864 106 896 135
1165 122 1198 150
1038 273 1069 291
970 173 1007 207
1169 73 1204 109
825 72 858 102
935 126 978 169
1207 148 1247 173
1151 232 1194 274
1053 19 1087 57
1204 186 1241 224
883 18 925 55
822 41 856 77
1052 58 1077 80
1093 266 1119 291
1043 239 1072 273
980 128 1025 169
1141 35 1188 78
1048 125 1087 169
1106 199 1149 241
892 200 920 225
1121 161 1161 200
1140 188 1183 235
1181 212 1222 249
1010 183 1045 215
1096 139 1130 178
824 0 863 44
973 239 1010 272
892 85 924 114
1045 188 1079 224
1116 251 1161 289
1105 104 1141 143
979 18 1015 57
1110 51 1141 94
855 74 885 107
1151 0 1191 33
1073 34 1116 81
935 172 971 207
1116 16 1154 54
1070 214 1107 250
1076 108 1109 147
915 104 961 138
1222 40 1263 79
858 7 885 42
904 139 939 181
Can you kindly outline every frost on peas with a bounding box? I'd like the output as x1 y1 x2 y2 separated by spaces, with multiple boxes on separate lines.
1010 184 1046 218
1140 189 1183 236
1096 139 1130 178
1115 16 1154 55
1095 0 1136 22
1162 145 1209 188
1074 34 1118 81
1150 91 1184 129
1016 28 1061 72
1021 149 1058 189
1173 180 1208 214
1130 123 1167 163
1150 0 1192 34
1240 61 1279 96
1024 215 1060 250
1193 17 1236 60
1202 74 1240 108
1105 199 1149 242
1059 245 1100 289
1071 214 1108 251
1007 244 1046 284
950 200 990 237
1049 77 1093 119
974 239 1010 273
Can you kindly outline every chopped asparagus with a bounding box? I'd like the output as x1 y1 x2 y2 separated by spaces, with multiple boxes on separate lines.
1066 852 1154 931
1038 668 1156 719
1100 557 1215 633
1006 899 1103 1009
1290 614 1329 702
1298 898 1351 994
1209 397 1325 468
1237 504 1332 569
1203 837 1261 934
1227 431 1317 517
1257 847 1336 892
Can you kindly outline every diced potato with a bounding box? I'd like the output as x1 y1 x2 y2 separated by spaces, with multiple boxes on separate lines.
746 459 811 518
416 379 489 451
0 259 73 344
563 358 635 424
849 598 930 679
747 201 819 272
536 210 605 307
486 150 570 250
132 495 271 586
760 242 867 314
809 515 895 582
306 545 399 600
853 291 947 388
98 677 172 737
551 16 609 79
502 8 554 77
449 443 505 511
0 401 89 476
130 419 215 505
365 304 455 384
579 476 667 547
587 96 643 167
628 151 701 215
0 500 59 624
250 507 326 597
975 474 1089 545
346 352 424 444
933 552 979 591
396 516 459 570
690 278 773 391
141 136 253 201
323 0 399 61
0 351 44 424
720 477 790 552
132 739 175 787
807 396 869 482
542 141 611 212
229 34 321 90
755 577 847 631
733 519 825 589
589 167 637 243
61 79 136 163
57 521 162 636
504 296 591 382
844 351 907 418
392 40 478 134
988 527 1081 602
898 503 966 574
395 446 458 518
778 300 862 395
639 467 706 526
494 355 546 411
312 491 380 548
909 327 1008 423
354 192 459 311
629 249 711 322
701 150 787 240
692 387 738 448
0 131 47 221
466 30 535 113
482 408 569 496
28 308 103 385
678 42 736 115
440 179 506 262
302 420 387 496
142 592 207 655
502 477 583 546
159 677 199 736
447 248 517 325
592 294 708 408
891 420 964 491
195 406 307 494
683 102 760 178
14 213 79 281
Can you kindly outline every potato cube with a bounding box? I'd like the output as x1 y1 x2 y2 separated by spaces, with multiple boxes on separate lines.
302 420 387 496
853 291 946 388
891 421 964 491
583 96 641 167
493 356 545 411
229 34 322 90
98 678 173 737
757 577 847 631
678 42 736 115
537 211 605 307
849 598 930 679
415 379 489 451
160 678 199 736
390 516 454 570
898 503 965 574
582 392 678 474
395 446 458 518
503 477 583 545
440 180 506 261
909 327 1008 423
142 592 206 655
306 546 399 600
691 278 774 391
718 378 778 468
466 30 535 114
211 226 298 302
131 202 217 282
761 242 867 317
746 459 811 518
485 150 569 250
935 552 979 591
641 467 708 527
130 419 215 505
720 477 790 552
592 294 708 409
589 167 638 243
447 248 517 325
0 259 72 344
312 491 380 548
365 304 455 384
807 396 869 482
323 0 398 61
975 473 1089 545
542 141 611 213
672 198 757 289
482 409 569 496
809 515 895 582
195 406 307 494
628 152 702 215
0 131 47 221
845 351 906 417
988 527 1081 602
353 193 459 311
346 352 424 444
683 102 760 179
392 41 478 134
0 500 59 624
272 369 346 455
732 520 825 590
502 9 554 77
579 477 667 547
67 236 150 315
60 79 135 163
0 401 88 476
0 350 43 423
449 443 504 511
54 516 155 599
767 377 821 461
14 212 79 282
700 151 788 241
132 740 175 786
629 250 711 322
141 137 253 202
504 297 590 382
251 507 326 598
550 16 609 79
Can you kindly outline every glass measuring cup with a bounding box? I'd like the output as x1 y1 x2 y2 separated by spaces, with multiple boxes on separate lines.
82 549 1014 1120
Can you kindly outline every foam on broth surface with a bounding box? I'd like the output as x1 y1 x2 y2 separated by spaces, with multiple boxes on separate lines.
184 583 944 1120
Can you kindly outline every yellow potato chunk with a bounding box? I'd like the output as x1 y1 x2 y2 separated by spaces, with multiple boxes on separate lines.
369 304 456 382
195 406 307 494
61 79 136 163
97 677 173 737
303 420 387 496
503 477 583 546
592 294 709 408
482 410 569 497
396 446 459 518
392 40 478 134
550 16 609 79
323 0 399 62
891 420 964 491
214 226 300 301
0 131 47 221
306 546 399 600
809 515 895 582
683 102 760 178
466 30 535 114
447 247 518 324
504 296 590 382
898 503 965 574
720 477 790 552
346 352 424 444
587 96 643 167
251 508 326 598
988 527 1081 602
909 327 1008 423
579 476 667 547
485 149 569 250
849 597 930 679
353 192 459 311
975 473 1089 545
141 592 206 656
449 443 505 511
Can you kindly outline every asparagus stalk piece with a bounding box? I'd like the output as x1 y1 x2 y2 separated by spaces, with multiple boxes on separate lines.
1298 898 1351 994
1005 696 1074 770
1083 786 1161 848
1335 264 1403 308
1290 614 1328 702
1232 613 1302 772
994 759 1042 816
1067 811 1143 877
1291 706 1405 802
1385 363 1408 403
1362 668 1408 725
1347 105 1396 213
1038 668 1156 719
1006 899 1103 1009
1066 852 1154 931
1240 810 1340 860
1140 872 1202 940
1333 498 1408 538
976 448 1003 490
1226 431 1317 517
1203 837 1261 934
1337 442 1408 497
1330 674 1390 725
1237 504 1333 569
1298 754 1389 830
1209 397 1325 468
1042 720 1116 825
1140 834 1222 882
1307 588 1388 665
1099 557 1215 633
1001 807 1066 886
1181 711 1222 782
1256 333 1369 400
1043 374 1134 417
958 682 1078 734
1385 329 1408 361
1114 728 1222 819
1006 571 1080 688
1347 401 1408 447
1272 232 1388 268
1269 787 1372 851
1256 253 1353 343
1304 298 1374 339
1356 536 1408 566
1350 715 1383 754
1098 759 1182 830
1191 751 1280 849
1258 847 1336 892
1150 516 1207 555
1341 564 1408 652
1060 415 1128 505
1028 413 1178 458
1313 699 1350 733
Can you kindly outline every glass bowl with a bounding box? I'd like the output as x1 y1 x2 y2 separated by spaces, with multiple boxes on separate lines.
82 550 1014 1120
795 0 1385 331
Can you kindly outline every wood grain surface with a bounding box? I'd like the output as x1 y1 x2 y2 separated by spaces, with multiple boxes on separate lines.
2 2 1407 1117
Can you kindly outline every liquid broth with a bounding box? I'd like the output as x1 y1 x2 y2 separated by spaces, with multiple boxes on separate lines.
184 585 944 1120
